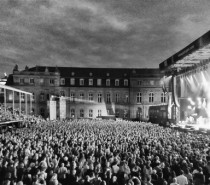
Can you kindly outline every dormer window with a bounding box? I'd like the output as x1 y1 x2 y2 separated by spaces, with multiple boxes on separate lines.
124 79 128 86
106 79 110 86
20 78 24 84
60 78 65 85
80 79 84 86
29 78 34 84
89 79 93 86
115 79 119 86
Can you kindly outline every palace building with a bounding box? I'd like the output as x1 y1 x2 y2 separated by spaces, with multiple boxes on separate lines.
6 65 168 120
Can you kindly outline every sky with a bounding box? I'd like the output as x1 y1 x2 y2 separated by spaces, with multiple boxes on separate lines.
0 0 210 75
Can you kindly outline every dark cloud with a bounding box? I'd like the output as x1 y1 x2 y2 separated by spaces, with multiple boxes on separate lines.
0 0 210 75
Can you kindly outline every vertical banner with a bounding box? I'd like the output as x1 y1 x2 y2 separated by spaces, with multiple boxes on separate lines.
60 97 66 120
50 100 56 120
168 92 172 119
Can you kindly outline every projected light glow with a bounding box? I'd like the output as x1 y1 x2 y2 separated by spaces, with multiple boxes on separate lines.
179 62 210 130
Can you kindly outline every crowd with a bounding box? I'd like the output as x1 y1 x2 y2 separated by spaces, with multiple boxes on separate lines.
0 108 210 185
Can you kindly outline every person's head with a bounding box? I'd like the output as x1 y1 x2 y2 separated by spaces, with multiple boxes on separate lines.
112 175 117 182
198 167 203 173
61 163 65 167
173 178 177 183
159 172 163 178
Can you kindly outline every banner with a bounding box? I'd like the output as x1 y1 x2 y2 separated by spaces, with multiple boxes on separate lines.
60 97 66 120
49 100 56 120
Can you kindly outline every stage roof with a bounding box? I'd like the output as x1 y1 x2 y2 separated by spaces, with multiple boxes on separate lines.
159 30 210 73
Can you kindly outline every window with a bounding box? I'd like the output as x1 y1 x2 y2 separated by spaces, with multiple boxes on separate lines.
98 110 102 117
138 80 142 86
161 92 166 103
70 92 75 101
106 79 110 86
29 78 35 84
124 109 128 118
71 109 75 118
70 78 75 85
89 79 93 86
89 109 93 118
40 108 45 116
98 93 102 103
50 79 55 85
106 93 111 103
47 94 50 101
97 79 102 86
80 109 84 118
60 91 65 96
88 93 93 101
80 79 84 86
124 79 128 86
115 79 119 86
149 92 154 103
40 93 45 101
137 92 142 103
115 109 120 117
20 78 24 84
79 92 84 101
115 93 120 103
125 95 129 103
61 78 65 85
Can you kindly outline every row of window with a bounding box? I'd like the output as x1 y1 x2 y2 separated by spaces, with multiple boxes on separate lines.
70 92 129 103
69 92 166 103
11 91 166 104
64 78 129 86
136 92 167 103
17 78 129 87
17 78 160 87
70 109 128 118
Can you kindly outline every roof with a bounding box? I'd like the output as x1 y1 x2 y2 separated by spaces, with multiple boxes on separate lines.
159 30 210 74
23 66 162 78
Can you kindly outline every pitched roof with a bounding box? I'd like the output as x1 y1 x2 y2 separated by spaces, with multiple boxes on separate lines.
27 66 161 78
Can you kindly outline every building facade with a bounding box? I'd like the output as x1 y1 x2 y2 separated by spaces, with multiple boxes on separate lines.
6 65 168 120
